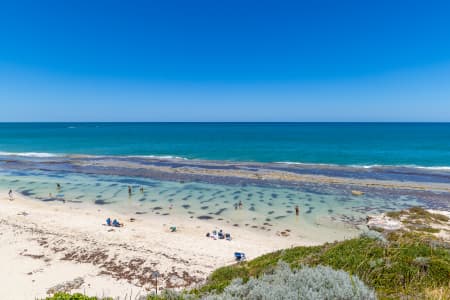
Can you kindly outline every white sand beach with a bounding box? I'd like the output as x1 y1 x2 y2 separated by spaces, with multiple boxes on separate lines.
0 190 322 300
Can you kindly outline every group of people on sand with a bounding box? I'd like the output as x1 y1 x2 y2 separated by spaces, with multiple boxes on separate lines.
206 229 232 241
106 217 123 227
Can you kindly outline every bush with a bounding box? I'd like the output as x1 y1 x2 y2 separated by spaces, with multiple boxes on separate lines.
44 293 106 300
147 289 191 300
202 262 376 300
360 230 388 244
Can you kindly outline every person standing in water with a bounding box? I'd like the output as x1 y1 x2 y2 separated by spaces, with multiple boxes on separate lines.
295 205 300 216
56 183 61 190
8 189 13 200
128 186 132 196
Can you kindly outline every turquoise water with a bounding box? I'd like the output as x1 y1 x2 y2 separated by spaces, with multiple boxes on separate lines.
0 168 421 240
0 123 448 239
1 122 450 166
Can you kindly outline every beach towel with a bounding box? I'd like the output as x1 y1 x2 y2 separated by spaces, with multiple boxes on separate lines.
234 252 246 261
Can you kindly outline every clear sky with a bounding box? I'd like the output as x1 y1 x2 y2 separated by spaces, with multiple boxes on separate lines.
1 0 450 122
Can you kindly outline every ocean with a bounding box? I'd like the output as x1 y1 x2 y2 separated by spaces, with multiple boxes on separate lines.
0 122 449 167
0 122 448 241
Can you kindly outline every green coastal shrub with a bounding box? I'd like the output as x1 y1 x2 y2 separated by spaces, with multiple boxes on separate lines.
202 262 376 300
199 232 450 299
147 289 191 300
44 293 107 300
360 230 388 244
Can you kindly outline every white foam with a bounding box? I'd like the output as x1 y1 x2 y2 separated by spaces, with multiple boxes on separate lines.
351 164 383 169
0 152 189 160
276 161 307 165
128 155 189 160
0 152 61 158
0 152 448 170
277 161 327 165
412 166 450 171
277 161 450 171
357 164 450 171
276 161 340 167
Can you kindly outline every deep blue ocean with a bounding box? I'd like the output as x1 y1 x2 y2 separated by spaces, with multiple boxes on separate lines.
0 122 449 167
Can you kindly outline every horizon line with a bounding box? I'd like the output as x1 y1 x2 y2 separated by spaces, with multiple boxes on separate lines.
0 121 450 124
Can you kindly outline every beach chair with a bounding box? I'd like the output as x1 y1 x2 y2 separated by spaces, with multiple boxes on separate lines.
170 226 177 232
106 218 112 226
234 252 246 262
225 233 231 241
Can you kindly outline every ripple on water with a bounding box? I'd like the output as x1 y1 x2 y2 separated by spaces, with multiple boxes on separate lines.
21 189 35 196
214 208 227 215
94 199 111 205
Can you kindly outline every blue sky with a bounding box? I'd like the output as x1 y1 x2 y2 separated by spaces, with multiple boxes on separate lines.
1 0 450 121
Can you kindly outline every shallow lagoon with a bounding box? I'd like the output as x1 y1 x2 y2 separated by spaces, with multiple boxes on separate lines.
0 167 424 240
